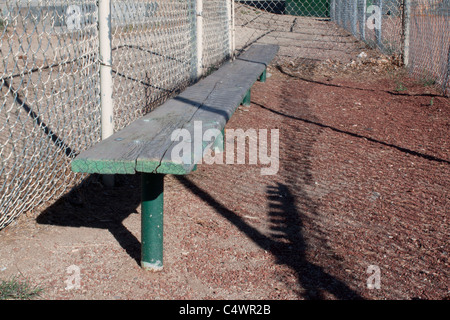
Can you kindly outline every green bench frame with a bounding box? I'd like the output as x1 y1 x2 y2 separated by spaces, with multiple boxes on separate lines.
72 44 279 270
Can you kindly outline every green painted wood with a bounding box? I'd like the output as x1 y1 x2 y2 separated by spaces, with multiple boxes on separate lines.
72 97 202 175
71 44 279 176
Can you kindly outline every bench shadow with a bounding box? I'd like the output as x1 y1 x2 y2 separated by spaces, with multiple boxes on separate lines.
172 63 364 298
266 182 362 299
36 174 142 266
175 176 362 300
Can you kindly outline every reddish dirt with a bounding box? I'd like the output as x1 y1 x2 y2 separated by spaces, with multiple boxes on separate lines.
0 61 448 300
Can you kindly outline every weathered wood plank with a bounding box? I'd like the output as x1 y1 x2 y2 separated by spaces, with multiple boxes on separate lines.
71 97 200 174
137 45 279 174
72 44 279 175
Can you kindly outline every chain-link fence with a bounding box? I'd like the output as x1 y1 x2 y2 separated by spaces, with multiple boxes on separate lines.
0 0 100 229
330 0 449 93
0 0 231 230
235 0 449 92
0 0 448 230
406 0 450 93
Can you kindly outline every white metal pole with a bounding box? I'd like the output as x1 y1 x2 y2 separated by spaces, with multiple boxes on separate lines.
226 0 232 59
196 0 203 78
337 0 342 26
402 0 411 67
360 0 366 41
98 0 114 186
376 0 383 49
445 45 450 96
231 0 235 60
330 0 335 21
351 0 358 36
99 0 114 140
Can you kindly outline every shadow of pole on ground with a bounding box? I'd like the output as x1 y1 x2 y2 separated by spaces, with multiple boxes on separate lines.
175 175 362 300
173 74 363 298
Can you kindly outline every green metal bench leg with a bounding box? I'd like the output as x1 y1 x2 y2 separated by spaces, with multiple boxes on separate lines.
141 173 165 271
258 69 267 83
211 128 224 153
242 89 251 107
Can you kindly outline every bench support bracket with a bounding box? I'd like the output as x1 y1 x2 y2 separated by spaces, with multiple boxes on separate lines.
242 89 251 107
259 69 267 83
141 173 165 271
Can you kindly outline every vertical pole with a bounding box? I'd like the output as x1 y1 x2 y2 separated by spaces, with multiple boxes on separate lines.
444 45 450 96
242 89 251 106
196 0 203 79
402 0 411 66
98 0 114 187
190 0 198 82
231 0 235 60
258 69 267 83
330 0 335 21
141 173 165 271
375 0 383 50
342 0 346 27
360 0 366 41
212 129 225 153
226 0 232 59
351 0 357 36
335 0 339 25
337 0 342 26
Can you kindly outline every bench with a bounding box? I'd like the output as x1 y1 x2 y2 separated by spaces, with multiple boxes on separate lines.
71 44 279 271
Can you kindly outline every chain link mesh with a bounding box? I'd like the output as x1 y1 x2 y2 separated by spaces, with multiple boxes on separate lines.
235 0 449 92
0 0 100 229
202 0 231 72
0 0 448 229
407 0 450 93
234 0 363 70
110 0 195 131
330 0 449 91
332 0 404 54
0 0 230 230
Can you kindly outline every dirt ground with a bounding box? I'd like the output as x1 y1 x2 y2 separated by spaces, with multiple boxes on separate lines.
0 50 448 300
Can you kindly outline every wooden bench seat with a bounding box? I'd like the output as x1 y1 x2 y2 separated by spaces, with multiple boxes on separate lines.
71 44 279 270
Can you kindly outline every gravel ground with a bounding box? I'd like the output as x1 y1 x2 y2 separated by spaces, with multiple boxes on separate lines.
0 11 448 300
0 58 448 300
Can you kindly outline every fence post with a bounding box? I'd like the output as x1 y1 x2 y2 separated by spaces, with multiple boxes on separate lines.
360 0 366 41
375 0 383 50
351 0 358 36
330 0 335 21
336 0 342 26
402 0 411 66
445 45 450 96
98 0 114 187
190 0 198 82
230 0 235 59
227 0 233 59
342 0 346 27
196 0 203 78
